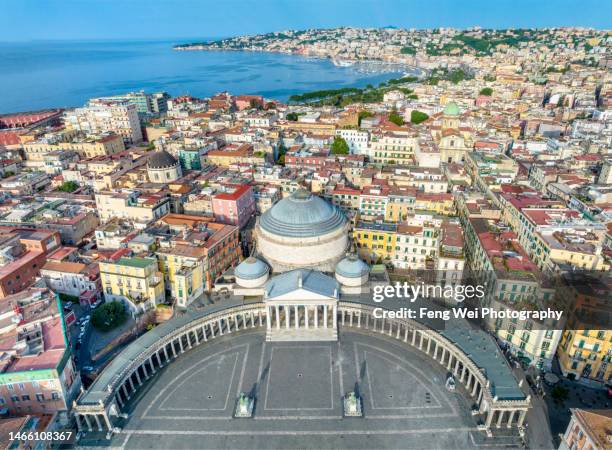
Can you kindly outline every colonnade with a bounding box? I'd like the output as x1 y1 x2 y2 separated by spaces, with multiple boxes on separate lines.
74 302 530 434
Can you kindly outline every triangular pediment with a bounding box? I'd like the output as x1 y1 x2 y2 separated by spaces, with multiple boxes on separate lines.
266 287 335 301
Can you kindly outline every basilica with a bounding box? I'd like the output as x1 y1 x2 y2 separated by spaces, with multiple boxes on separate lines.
223 188 369 341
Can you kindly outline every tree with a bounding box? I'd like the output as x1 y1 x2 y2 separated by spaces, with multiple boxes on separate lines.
410 110 429 124
331 136 350 155
358 110 374 127
57 181 79 193
92 301 127 332
479 87 493 96
388 111 404 126
286 112 299 121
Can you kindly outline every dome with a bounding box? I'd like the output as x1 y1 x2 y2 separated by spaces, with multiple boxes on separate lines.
148 150 178 169
259 189 347 238
443 102 460 116
335 255 370 278
235 257 269 280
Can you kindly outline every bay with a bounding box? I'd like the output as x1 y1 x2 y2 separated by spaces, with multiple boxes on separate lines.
0 39 406 113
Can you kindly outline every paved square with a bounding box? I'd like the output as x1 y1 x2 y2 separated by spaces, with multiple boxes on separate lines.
263 345 334 410
92 329 523 449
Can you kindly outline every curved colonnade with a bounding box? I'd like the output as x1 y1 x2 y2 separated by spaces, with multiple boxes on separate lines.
74 301 529 435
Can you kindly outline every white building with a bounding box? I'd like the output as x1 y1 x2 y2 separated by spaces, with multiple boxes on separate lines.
336 129 370 155
65 100 143 145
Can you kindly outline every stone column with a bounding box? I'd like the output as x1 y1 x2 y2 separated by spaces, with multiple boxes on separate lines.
447 353 453 370
227 316 232 333
266 307 272 330
129 377 135 392
333 305 337 329
324 305 328 328
314 306 319 328
357 312 361 328
286 306 290 329
218 319 224 335
116 393 124 408
496 410 504 428
427 338 432 354
485 410 494 429
179 337 184 353
477 384 484 404
171 341 177 357
122 384 129 399
164 346 169 361
396 323 401 339
454 359 460 376
84 414 93 432
404 326 409 342
350 311 354 327
517 409 527 428
194 330 200 345
412 330 417 346
75 414 84 432
94 414 103 431
275 305 280 330
419 333 424 350
258 310 263 327
294 306 299 329
103 413 112 431
210 322 216 338
506 410 516 428
305 306 309 329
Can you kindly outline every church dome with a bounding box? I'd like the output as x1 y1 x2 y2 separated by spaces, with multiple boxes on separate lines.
443 102 460 116
148 150 178 169
259 189 347 238
235 257 269 288
235 257 269 280
335 255 370 279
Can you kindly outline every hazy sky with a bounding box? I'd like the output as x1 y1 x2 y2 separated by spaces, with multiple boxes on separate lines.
1 0 610 42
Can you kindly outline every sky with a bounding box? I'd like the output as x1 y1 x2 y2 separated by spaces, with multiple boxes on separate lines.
0 0 610 42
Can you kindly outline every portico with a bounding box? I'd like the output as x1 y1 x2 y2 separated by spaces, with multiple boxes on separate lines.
264 269 339 341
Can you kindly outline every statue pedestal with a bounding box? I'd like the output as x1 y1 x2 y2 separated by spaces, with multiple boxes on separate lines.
234 393 254 418
343 392 363 417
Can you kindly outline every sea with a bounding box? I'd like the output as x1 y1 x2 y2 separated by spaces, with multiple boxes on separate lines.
0 39 410 114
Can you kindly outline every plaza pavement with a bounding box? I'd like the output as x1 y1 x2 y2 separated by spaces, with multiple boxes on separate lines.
81 328 525 449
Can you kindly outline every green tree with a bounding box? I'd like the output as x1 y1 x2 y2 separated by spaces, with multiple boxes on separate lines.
330 136 350 155
410 110 429 124
479 87 493 96
358 110 374 127
92 301 127 332
286 112 299 121
388 111 404 126
57 181 79 193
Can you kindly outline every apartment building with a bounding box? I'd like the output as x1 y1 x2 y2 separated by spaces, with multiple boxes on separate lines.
95 191 170 227
64 101 143 145
0 288 80 416
99 257 165 315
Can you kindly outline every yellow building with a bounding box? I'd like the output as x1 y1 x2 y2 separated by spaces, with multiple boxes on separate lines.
557 275 612 385
370 132 418 165
100 257 165 315
414 192 455 216
353 221 397 264
157 245 206 308
384 187 417 222
23 133 125 161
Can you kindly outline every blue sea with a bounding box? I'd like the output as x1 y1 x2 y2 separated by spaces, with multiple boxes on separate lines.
0 39 406 113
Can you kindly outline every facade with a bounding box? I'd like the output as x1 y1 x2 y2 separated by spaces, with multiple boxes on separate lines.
99 257 165 315
40 261 99 298
558 409 612 450
211 184 256 229
369 131 418 164
95 191 170 227
65 101 143 145
0 289 80 416
557 275 612 385
255 190 349 273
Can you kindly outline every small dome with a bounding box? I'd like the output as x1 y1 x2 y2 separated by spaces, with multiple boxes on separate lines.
148 150 178 169
335 255 370 278
443 102 460 116
235 257 269 280
259 189 347 238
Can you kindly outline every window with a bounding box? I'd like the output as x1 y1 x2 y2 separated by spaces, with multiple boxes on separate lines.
21 395 30 401
51 392 60 400
18 383 25 391
36 393 44 402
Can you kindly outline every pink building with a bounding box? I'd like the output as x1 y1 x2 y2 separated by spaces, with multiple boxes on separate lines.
212 184 255 229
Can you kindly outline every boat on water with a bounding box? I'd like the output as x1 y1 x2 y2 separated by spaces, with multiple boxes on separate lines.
332 58 356 67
